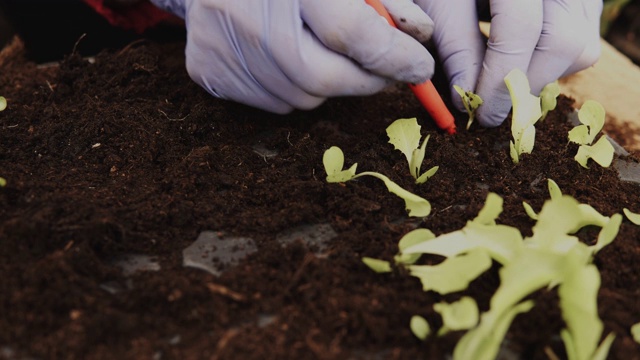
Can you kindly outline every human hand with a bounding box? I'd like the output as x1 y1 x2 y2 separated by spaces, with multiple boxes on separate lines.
150 0 436 114
415 0 603 127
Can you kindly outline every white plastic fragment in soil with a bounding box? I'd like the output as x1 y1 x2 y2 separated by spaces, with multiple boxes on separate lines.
111 254 161 276
183 231 257 276
275 223 337 254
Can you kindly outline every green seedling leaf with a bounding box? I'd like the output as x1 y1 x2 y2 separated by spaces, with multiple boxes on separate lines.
590 213 622 254
386 118 438 181
415 165 438 184
623 208 640 225
632 322 640 343
322 146 432 217
473 192 503 225
408 249 492 294
0 177 5 187
395 228 436 265
323 146 357 183
358 171 431 217
574 136 615 169
540 80 560 120
410 315 431 340
434 296 479 336
387 118 422 171
504 69 542 164
559 264 612 360
522 201 538 220
0 96 6 111
577 100 606 145
454 300 534 360
362 257 392 273
453 85 483 130
548 179 562 200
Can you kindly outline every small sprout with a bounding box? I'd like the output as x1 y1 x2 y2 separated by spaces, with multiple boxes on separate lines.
632 322 640 344
433 296 479 336
623 208 640 225
453 85 483 130
323 146 432 217
410 315 431 340
504 69 542 164
362 257 392 273
386 118 439 184
0 177 5 187
568 100 614 168
539 80 560 121
0 96 6 111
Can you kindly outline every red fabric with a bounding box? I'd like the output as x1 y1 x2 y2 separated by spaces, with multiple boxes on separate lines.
82 0 182 34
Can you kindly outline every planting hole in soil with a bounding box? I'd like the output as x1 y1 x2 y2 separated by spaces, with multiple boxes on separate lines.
1 34 640 360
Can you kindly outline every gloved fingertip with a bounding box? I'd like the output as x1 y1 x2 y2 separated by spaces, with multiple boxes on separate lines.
477 108 508 128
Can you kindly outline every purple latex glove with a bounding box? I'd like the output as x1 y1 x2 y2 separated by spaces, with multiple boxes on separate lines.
149 0 436 114
415 0 603 127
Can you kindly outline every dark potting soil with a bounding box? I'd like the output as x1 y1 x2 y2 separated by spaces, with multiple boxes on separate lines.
1 38 639 360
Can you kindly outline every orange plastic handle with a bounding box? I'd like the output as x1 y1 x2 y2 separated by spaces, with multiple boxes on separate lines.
364 0 456 134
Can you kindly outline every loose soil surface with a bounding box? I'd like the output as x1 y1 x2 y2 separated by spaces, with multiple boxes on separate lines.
1 37 639 360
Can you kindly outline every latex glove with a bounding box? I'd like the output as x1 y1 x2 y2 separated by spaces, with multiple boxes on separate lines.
150 0 436 114
415 0 603 127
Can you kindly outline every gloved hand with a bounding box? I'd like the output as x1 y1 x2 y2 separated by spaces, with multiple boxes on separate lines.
414 0 603 127
149 0 436 114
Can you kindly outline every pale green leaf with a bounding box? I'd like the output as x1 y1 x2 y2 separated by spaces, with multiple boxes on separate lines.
578 100 606 144
623 208 640 225
575 136 615 169
568 124 590 145
591 213 622 254
522 201 538 220
434 296 479 336
453 85 483 130
473 192 503 225
559 265 603 360
540 81 560 120
396 228 436 265
409 249 493 294
0 96 6 111
416 165 438 184
362 257 392 273
0 177 5 187
509 141 519 164
357 171 431 217
410 135 430 179
592 333 616 360
631 322 640 343
504 69 542 130
453 300 534 360
547 179 562 200
518 123 536 155
410 315 431 340
386 118 422 168
323 146 358 183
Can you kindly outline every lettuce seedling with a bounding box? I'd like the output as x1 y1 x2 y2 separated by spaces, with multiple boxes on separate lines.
362 257 392 273
386 118 439 184
453 85 483 130
323 146 431 217
539 80 561 121
504 69 542 164
410 315 431 340
568 100 615 168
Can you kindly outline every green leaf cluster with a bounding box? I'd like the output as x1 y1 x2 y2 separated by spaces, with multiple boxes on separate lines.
568 100 615 168
365 186 621 359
